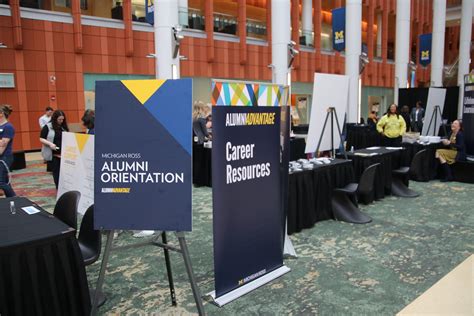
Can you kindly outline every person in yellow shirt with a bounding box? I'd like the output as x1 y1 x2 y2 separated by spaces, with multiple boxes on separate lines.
376 104 406 147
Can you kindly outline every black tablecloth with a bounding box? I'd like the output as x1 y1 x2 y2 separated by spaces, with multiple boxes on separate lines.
0 197 91 316
345 147 403 203
288 159 354 235
193 144 212 187
290 138 306 161
401 142 442 181
346 124 381 150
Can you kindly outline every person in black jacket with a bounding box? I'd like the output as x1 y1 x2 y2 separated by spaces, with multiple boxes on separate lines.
401 105 411 132
435 120 466 182
192 101 211 144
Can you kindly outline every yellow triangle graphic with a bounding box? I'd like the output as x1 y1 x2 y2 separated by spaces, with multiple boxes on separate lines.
75 133 90 154
121 79 166 105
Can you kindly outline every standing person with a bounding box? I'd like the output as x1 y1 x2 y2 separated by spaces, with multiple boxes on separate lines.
367 111 378 131
401 105 411 132
0 104 16 197
39 106 54 128
192 101 211 144
376 104 406 147
40 110 69 189
435 120 466 182
410 101 425 133
81 109 95 134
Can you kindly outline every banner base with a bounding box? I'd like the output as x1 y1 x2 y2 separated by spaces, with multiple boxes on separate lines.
206 265 291 307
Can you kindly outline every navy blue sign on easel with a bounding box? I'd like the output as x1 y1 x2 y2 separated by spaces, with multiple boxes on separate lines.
94 79 192 231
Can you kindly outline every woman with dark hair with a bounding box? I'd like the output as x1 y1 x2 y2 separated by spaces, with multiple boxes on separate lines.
367 111 378 131
81 109 95 135
0 104 16 197
376 104 406 147
40 110 69 189
435 120 466 182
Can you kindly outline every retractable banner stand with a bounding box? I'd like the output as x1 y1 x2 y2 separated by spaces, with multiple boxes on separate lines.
57 132 94 215
94 79 192 231
209 81 291 306
462 79 474 155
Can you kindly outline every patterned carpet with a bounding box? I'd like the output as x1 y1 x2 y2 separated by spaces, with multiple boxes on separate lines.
11 160 474 315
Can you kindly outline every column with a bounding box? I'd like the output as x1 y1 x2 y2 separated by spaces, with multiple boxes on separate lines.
10 0 23 49
394 0 411 103
272 0 291 85
123 0 134 57
238 0 247 65
71 0 83 53
345 0 362 123
376 11 382 57
302 0 313 46
178 0 189 27
431 0 446 87
457 0 473 118
154 0 180 79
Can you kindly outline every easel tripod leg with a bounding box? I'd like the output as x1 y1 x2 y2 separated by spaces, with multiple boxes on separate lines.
176 232 206 316
91 230 115 316
161 232 177 306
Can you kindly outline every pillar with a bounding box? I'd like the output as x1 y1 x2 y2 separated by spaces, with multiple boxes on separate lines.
394 0 411 103
123 0 134 57
302 0 313 46
457 0 473 118
272 0 291 85
154 0 180 79
431 0 446 87
345 0 362 123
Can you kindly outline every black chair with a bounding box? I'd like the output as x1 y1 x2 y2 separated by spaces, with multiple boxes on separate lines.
78 205 106 307
54 191 81 231
391 150 423 197
331 163 380 224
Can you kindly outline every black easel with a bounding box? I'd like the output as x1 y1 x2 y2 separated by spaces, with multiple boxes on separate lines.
315 107 347 159
425 105 448 136
90 231 205 316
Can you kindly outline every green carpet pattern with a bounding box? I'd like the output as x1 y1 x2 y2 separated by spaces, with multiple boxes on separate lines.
11 161 474 315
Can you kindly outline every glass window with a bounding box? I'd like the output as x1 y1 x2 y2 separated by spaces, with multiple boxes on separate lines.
214 12 237 35
131 0 145 22
187 0 205 31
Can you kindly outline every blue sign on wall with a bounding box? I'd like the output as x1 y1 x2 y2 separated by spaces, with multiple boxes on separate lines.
94 79 192 231
419 33 432 66
332 7 346 52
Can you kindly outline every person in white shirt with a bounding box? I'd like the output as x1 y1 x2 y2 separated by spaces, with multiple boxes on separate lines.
39 106 54 128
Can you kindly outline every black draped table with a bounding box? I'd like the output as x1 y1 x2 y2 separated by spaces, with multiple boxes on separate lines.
0 197 91 316
400 142 442 181
288 159 354 235
344 147 404 203
290 137 307 161
345 124 381 150
193 144 212 187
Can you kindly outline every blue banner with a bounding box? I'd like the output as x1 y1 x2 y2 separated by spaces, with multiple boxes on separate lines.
94 79 192 231
145 0 154 25
212 105 284 297
419 33 432 66
332 7 346 52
